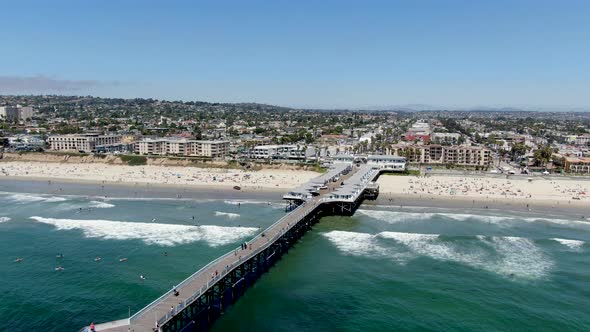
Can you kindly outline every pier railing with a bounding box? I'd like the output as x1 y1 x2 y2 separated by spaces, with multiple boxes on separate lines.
130 203 308 327
155 203 314 326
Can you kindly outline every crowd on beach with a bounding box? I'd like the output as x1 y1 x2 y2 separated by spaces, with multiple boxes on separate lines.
381 175 589 203
0 162 317 190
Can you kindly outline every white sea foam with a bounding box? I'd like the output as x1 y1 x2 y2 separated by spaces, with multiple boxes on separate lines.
54 200 116 211
224 200 261 205
4 194 67 204
356 209 589 230
214 211 241 219
0 217 11 223
478 236 553 279
551 238 585 251
523 217 590 231
224 200 282 209
356 209 511 225
88 201 115 209
322 231 380 255
323 230 553 280
29 216 257 247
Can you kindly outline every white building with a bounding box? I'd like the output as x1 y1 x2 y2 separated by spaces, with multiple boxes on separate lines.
431 132 461 144
367 155 407 171
250 145 306 159
0 106 34 122
48 134 122 152
136 138 229 158
575 135 590 146
0 106 18 122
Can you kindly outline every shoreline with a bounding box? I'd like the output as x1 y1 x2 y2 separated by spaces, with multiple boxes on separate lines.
370 193 590 220
0 177 284 201
1 177 588 220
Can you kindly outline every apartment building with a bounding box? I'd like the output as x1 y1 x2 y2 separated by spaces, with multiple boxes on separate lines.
0 106 34 122
575 135 590 147
431 132 461 144
563 156 590 173
0 106 18 121
48 134 122 152
135 138 229 158
199 140 230 158
391 144 491 166
250 145 306 159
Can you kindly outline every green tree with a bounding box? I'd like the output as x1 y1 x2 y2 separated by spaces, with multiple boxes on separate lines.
533 145 553 167
510 143 530 161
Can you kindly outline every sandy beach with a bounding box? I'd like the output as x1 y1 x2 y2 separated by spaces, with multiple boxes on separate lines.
1 161 589 216
0 161 318 191
376 174 590 217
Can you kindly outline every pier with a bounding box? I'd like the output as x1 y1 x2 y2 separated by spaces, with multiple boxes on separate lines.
83 159 405 332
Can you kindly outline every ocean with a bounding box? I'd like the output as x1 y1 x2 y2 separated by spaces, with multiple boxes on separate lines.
0 184 589 331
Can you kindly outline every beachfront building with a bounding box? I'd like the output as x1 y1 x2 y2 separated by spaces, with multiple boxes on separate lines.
48 134 123 152
367 155 407 171
332 154 355 164
443 146 491 166
563 156 590 173
391 144 491 167
249 144 306 160
135 138 230 158
198 140 230 158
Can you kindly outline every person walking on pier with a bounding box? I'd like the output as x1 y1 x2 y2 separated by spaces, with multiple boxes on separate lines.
90 322 95 332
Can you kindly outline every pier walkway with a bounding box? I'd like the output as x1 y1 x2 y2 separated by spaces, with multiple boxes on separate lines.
84 163 391 332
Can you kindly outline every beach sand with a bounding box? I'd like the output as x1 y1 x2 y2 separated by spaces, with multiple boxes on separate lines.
375 174 590 218
1 161 589 217
0 161 318 191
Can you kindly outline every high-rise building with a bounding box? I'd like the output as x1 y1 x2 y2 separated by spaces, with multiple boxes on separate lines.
0 105 34 122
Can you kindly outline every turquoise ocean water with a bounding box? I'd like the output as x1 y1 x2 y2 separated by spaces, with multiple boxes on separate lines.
0 187 589 331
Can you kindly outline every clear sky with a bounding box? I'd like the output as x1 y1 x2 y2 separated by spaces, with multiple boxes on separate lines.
1 0 589 109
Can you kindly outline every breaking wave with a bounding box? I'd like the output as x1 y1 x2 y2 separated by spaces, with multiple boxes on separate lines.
551 238 585 251
214 211 241 219
356 209 512 225
0 217 11 223
3 193 67 204
355 209 590 230
322 230 553 280
29 216 257 247
88 201 115 209
224 200 282 209
53 200 115 211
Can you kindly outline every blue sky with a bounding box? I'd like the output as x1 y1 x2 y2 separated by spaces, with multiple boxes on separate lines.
1 0 589 109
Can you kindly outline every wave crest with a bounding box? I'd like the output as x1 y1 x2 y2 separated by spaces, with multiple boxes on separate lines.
356 209 590 230
551 238 585 251
29 216 257 247
323 230 553 280
214 211 240 219
3 194 67 203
